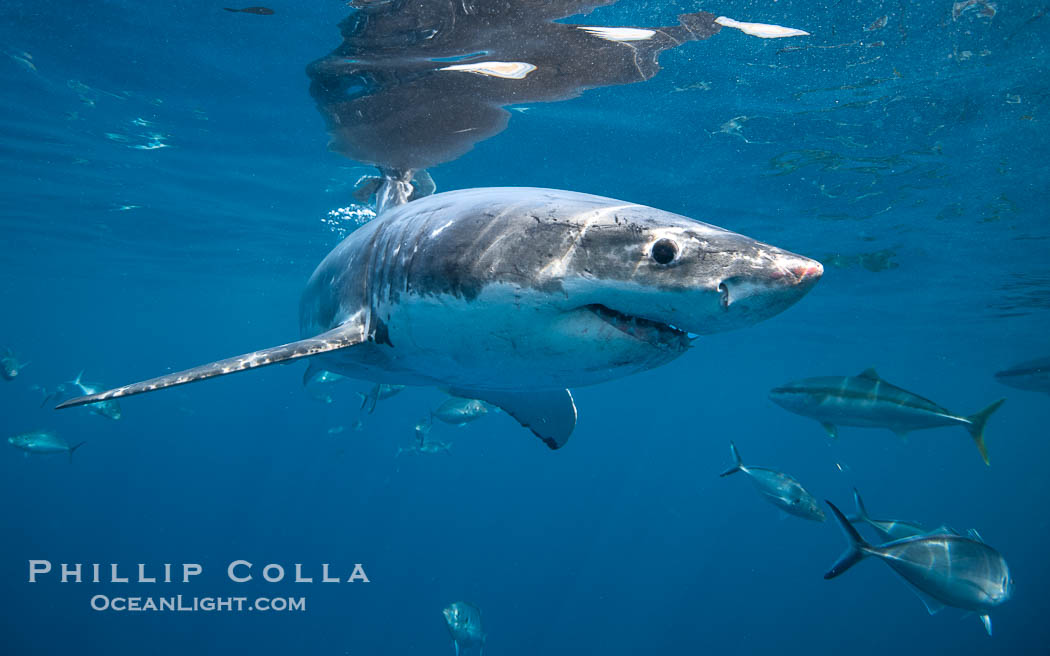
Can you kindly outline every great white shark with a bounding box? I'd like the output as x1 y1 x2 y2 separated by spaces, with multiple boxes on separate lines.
57 187 822 448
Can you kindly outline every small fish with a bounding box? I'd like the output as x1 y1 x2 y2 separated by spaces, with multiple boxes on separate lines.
8 430 85 463
1 348 29 380
719 442 825 522
432 397 488 426
825 501 1011 635
356 383 405 414
327 425 345 435
30 384 51 406
414 416 432 441
223 6 275 15
443 601 485 655
396 439 451 457
770 368 1004 465
847 488 928 542
995 356 1050 395
302 365 347 404
8 52 36 73
398 418 449 456
864 15 888 31
61 372 123 420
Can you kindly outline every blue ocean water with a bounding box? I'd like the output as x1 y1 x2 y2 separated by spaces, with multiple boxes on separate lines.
1 1 1048 654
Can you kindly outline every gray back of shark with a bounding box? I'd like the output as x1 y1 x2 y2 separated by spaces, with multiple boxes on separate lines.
57 187 821 450
443 601 484 655
995 355 1050 395
720 442 825 522
769 368 1004 465
825 501 1011 635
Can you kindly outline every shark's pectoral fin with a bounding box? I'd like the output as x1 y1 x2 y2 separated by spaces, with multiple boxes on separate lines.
55 320 369 410
452 388 577 450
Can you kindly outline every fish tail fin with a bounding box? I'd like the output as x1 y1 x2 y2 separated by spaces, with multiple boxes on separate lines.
69 370 84 388
964 399 1005 466
719 441 744 477
68 441 86 463
846 487 869 524
223 7 239 12
824 500 873 579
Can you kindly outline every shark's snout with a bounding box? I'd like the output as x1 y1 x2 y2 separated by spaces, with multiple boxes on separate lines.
770 253 824 286
791 260 824 283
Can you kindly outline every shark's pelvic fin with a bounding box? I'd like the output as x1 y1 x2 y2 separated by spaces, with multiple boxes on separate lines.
453 388 577 450
55 321 369 410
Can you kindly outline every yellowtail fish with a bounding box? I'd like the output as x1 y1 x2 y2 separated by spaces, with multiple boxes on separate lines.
8 430 85 463
770 368 1004 465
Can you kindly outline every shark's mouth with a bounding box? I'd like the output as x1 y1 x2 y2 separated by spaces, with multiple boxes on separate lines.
586 304 691 350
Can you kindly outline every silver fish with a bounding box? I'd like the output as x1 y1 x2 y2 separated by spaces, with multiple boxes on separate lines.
719 442 825 522
8 430 85 463
302 364 348 404
442 601 485 655
847 488 928 542
432 398 488 426
769 368 1004 465
825 501 1012 635
65 372 122 420
397 421 450 457
357 383 405 413
0 348 28 380
396 440 451 457
995 356 1050 395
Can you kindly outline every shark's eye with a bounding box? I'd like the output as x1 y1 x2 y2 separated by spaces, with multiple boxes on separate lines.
651 238 678 265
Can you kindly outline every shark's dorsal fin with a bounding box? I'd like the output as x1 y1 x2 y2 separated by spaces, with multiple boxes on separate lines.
452 388 577 450
56 318 369 410
857 368 882 381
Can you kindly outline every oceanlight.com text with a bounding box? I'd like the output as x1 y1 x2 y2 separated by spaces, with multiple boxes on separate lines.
90 595 306 612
